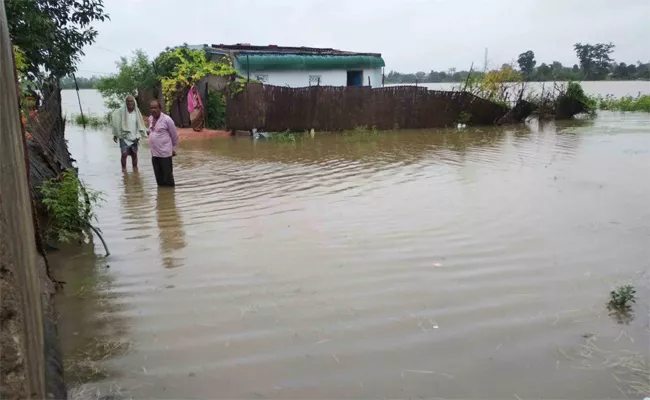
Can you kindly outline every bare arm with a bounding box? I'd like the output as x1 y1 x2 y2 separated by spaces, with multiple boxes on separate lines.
111 111 119 142
168 117 179 147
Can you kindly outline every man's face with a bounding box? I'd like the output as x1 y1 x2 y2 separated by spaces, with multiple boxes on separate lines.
150 101 161 117
126 97 136 112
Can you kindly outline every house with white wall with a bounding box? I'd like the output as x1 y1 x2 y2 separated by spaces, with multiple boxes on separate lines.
198 43 385 88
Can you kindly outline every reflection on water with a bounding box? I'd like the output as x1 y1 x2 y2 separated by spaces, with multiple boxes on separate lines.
120 171 146 224
51 247 128 385
156 188 186 269
53 111 650 399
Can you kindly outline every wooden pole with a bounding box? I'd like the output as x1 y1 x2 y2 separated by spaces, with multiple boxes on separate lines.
246 55 250 83
72 73 86 128
462 62 474 93
0 0 46 397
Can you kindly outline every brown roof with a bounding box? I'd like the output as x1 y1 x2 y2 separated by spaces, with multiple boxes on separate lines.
208 43 381 57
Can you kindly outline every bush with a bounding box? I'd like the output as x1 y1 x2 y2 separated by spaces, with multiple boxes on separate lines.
269 131 297 143
595 94 650 112
205 90 226 129
40 169 104 243
608 285 636 311
556 81 597 118
69 113 107 129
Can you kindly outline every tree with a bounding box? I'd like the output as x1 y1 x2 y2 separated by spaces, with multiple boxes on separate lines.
6 0 109 79
635 62 650 80
95 50 157 110
574 42 615 80
517 50 536 79
156 47 244 112
535 63 551 81
626 63 637 77
59 75 101 89
415 71 427 82
612 62 629 79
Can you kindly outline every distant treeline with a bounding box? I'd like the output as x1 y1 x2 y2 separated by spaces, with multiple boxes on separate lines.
59 75 101 89
386 43 650 84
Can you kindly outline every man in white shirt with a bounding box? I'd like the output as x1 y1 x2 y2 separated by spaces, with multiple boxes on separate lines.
111 95 147 170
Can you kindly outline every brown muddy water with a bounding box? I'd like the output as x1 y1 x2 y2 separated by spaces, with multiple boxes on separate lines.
53 102 649 398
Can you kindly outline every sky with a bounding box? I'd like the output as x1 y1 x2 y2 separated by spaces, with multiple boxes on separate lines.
75 0 650 77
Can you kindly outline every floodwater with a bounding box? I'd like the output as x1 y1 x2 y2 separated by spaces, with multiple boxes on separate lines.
392 80 650 98
54 88 649 399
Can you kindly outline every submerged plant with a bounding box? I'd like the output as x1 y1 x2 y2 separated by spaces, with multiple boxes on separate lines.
594 94 650 113
554 81 597 118
457 111 472 125
608 285 636 311
40 169 104 244
69 113 108 129
347 125 380 139
269 131 297 143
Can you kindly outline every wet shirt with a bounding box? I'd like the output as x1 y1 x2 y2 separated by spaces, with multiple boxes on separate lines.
123 111 138 144
148 113 178 158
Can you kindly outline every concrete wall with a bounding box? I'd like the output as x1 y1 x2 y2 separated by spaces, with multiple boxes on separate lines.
244 68 383 88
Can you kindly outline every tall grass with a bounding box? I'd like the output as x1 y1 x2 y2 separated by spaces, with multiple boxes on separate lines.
344 125 381 141
268 131 298 143
593 94 650 112
69 113 109 129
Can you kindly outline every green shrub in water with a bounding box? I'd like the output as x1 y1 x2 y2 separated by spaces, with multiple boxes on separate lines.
70 113 108 129
458 111 472 125
556 81 597 118
608 284 636 311
348 125 380 138
40 169 104 243
595 94 650 113
269 131 297 143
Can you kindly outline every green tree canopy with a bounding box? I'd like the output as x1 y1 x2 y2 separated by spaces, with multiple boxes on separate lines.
517 50 537 79
574 43 615 80
6 0 109 79
95 50 157 110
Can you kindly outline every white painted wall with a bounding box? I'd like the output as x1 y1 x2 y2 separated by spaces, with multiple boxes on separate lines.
364 68 383 88
249 68 383 88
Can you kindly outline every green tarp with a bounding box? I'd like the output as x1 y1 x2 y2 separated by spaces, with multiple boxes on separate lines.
236 54 385 71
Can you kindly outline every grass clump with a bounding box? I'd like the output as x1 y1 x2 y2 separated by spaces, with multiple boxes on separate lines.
68 382 132 400
608 285 636 311
40 169 104 244
344 125 381 141
70 113 109 129
564 336 650 397
64 337 131 385
595 94 650 112
269 131 297 143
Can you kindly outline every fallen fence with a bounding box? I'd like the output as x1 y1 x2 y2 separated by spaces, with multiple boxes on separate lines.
226 84 511 132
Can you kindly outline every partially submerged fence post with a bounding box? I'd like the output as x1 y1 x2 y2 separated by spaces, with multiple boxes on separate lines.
72 73 86 129
0 1 47 397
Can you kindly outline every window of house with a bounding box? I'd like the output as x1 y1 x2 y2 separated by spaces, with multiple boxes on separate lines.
309 75 322 85
255 74 268 83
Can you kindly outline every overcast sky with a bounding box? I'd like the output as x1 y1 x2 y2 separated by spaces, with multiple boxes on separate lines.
75 0 650 77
